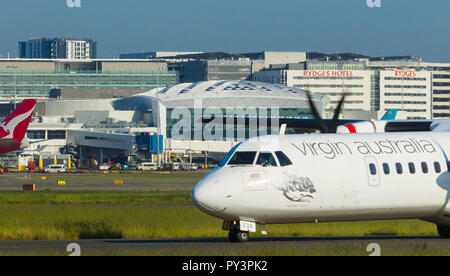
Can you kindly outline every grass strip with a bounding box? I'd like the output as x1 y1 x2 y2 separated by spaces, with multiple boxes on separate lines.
0 191 192 204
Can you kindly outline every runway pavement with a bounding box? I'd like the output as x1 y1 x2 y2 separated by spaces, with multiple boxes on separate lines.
0 174 198 191
0 183 195 191
0 236 448 256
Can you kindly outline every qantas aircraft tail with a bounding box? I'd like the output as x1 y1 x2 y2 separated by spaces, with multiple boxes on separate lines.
0 99 37 143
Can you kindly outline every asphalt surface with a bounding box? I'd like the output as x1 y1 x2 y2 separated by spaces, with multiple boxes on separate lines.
0 174 199 191
0 236 447 256
0 183 195 191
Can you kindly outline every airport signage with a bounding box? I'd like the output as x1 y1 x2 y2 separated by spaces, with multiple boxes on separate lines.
394 70 417 78
303 70 354 77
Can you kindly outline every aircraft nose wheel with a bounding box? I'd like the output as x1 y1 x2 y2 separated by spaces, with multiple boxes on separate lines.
437 224 450 238
229 230 250 243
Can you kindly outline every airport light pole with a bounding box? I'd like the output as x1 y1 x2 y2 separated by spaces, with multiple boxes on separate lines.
401 67 404 112
156 72 161 167
6 65 20 108
339 60 344 118
13 69 17 108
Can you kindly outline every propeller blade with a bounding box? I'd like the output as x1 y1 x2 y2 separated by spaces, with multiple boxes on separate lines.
304 85 329 133
328 91 348 133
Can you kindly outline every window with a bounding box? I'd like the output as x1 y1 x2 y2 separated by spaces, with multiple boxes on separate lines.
409 163 416 174
275 151 293 167
256 152 278 167
27 130 45 140
396 163 403 174
434 162 442 173
228 152 257 166
421 162 429 174
383 163 390 175
219 143 242 167
47 130 66 140
369 163 377 175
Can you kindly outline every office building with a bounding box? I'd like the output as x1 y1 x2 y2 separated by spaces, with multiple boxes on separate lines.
18 38 97 60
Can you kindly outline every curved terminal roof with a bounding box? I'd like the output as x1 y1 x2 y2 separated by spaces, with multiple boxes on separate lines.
113 80 327 110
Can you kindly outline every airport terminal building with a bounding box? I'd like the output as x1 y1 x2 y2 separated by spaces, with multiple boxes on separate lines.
113 80 326 139
0 80 325 169
0 58 178 100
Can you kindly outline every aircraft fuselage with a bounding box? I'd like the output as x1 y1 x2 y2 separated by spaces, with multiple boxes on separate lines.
192 132 450 228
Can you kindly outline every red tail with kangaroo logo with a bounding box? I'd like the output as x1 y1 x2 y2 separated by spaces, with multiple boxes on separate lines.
0 99 37 143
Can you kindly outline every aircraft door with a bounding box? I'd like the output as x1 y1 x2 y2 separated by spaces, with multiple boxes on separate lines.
364 156 380 187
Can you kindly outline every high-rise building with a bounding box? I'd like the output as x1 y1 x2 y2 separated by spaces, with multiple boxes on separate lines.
252 59 443 120
65 40 97 60
18 38 97 60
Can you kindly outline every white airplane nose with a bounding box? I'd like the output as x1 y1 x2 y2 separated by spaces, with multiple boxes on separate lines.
192 181 223 214
192 185 211 212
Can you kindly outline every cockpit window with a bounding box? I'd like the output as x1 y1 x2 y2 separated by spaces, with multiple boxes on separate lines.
256 152 278 167
219 142 242 167
275 151 293 167
228 151 257 166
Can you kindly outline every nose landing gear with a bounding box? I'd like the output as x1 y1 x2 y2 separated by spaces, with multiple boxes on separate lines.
228 229 250 243
437 224 450 238
223 220 258 242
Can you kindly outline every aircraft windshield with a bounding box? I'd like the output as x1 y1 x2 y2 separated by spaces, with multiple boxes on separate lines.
256 152 277 167
275 151 293 167
219 143 242 167
228 151 257 166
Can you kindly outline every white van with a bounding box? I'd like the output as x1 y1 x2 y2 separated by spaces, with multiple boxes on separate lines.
99 164 111 171
138 162 158 171
172 162 180 171
181 163 198 171
45 164 66 173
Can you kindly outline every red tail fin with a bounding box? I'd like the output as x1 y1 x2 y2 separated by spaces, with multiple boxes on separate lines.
0 99 37 142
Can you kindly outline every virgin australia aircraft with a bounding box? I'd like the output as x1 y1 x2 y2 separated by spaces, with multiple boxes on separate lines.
192 132 450 242
193 92 450 242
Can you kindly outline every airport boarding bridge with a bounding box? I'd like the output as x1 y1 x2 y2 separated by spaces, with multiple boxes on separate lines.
69 129 239 155
1 122 243 169
66 129 239 164
166 139 239 155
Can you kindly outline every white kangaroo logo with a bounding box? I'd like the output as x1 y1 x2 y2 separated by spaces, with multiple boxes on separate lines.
0 107 34 139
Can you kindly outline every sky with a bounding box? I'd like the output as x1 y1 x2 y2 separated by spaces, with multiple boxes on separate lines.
1 0 450 61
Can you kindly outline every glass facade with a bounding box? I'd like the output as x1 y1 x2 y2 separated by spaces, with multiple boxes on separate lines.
0 71 178 98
